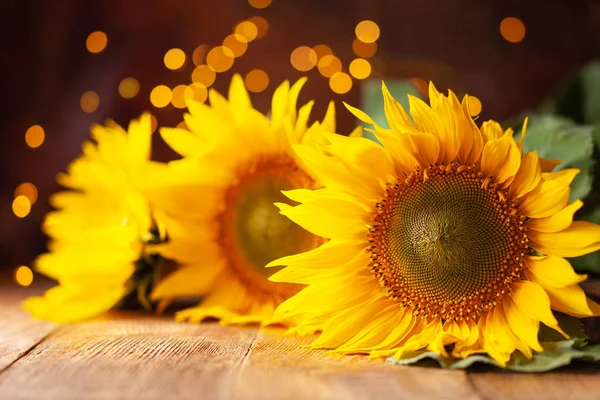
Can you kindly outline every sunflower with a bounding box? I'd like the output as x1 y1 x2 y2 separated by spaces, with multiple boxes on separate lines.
147 75 342 324
23 113 163 323
268 82 600 366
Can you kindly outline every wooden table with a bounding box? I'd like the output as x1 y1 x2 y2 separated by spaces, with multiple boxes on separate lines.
1 284 599 400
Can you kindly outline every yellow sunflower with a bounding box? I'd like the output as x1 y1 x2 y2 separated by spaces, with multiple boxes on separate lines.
23 113 162 323
147 75 343 324
268 82 600 366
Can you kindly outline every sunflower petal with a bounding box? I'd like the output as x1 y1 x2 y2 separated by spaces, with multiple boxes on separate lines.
382 81 413 129
266 239 365 269
271 80 290 129
519 179 570 219
503 297 543 352
534 283 600 318
480 131 521 184
293 144 383 199
343 102 378 127
228 74 252 109
275 200 366 240
511 281 567 337
160 127 204 157
321 101 336 133
509 151 541 198
529 221 600 257
287 77 308 123
150 264 224 300
527 200 583 233
23 285 126 323
525 255 587 288
543 168 579 187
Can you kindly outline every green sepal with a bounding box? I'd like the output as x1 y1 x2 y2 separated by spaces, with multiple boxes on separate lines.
119 224 167 312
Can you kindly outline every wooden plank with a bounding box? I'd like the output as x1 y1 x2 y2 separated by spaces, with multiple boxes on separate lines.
469 372 600 400
1 282 599 400
233 328 482 400
0 314 257 400
0 284 55 373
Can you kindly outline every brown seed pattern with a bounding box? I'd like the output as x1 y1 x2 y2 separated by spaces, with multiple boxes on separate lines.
217 153 319 303
368 163 529 321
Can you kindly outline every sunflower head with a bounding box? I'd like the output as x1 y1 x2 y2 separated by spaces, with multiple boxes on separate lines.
268 82 600 366
23 113 164 322
147 75 335 324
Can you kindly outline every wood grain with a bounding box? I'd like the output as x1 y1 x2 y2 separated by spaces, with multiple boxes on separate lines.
469 372 600 400
0 313 256 400
0 285 55 373
234 328 482 400
0 284 599 399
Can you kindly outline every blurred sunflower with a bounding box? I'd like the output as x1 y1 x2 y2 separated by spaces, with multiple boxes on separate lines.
23 113 163 323
268 82 600 366
147 75 343 324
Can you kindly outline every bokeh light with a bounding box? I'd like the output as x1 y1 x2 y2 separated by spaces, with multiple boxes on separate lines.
249 0 271 9
25 125 45 148
467 95 483 116
150 115 158 133
355 20 380 43
15 182 38 204
352 39 377 58
329 72 353 94
86 31 107 53
176 121 189 130
500 17 526 43
118 77 140 99
171 85 189 109
164 48 186 70
245 69 269 93
192 45 209 66
223 34 248 58
192 65 216 87
318 55 342 78
80 90 100 113
235 21 258 42
150 85 172 108
12 195 31 218
14 266 33 287
349 58 371 80
290 46 318 71
186 83 208 103
312 44 333 60
247 16 269 39
207 46 235 72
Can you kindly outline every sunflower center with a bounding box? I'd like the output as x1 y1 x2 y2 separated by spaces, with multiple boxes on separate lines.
369 163 528 321
218 154 318 300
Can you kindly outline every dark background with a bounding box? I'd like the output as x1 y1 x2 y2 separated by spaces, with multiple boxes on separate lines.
1 0 599 280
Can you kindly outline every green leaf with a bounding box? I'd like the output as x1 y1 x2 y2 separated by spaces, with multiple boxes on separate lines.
519 115 595 201
539 61 600 125
507 343 600 372
581 62 600 125
359 79 423 141
389 342 600 372
593 124 600 150
538 312 587 347
388 312 597 372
